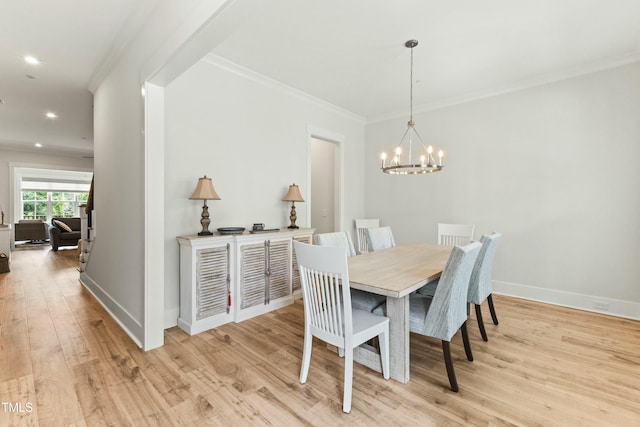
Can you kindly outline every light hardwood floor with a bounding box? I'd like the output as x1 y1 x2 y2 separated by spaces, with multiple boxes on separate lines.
1 247 639 426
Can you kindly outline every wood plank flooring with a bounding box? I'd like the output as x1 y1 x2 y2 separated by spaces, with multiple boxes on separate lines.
1 247 639 426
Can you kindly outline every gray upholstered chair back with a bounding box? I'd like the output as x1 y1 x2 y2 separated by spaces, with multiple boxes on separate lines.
467 232 502 305
412 241 481 341
364 226 396 251
314 231 357 257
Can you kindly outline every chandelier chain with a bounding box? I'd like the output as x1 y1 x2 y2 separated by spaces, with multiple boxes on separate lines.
409 44 414 123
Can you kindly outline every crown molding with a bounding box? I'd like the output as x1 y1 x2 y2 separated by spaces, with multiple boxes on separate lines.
368 50 640 124
203 53 366 124
88 0 159 93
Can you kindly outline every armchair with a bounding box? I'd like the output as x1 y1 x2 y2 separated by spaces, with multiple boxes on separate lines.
48 217 81 251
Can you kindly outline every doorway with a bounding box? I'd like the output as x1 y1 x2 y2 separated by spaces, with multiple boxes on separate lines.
310 137 339 234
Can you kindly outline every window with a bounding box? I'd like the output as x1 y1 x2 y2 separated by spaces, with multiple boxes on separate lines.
21 191 89 221
21 191 48 220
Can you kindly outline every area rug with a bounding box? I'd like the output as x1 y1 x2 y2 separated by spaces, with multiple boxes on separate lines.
13 241 50 250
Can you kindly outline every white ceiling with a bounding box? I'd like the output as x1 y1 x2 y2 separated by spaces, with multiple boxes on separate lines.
212 0 640 120
0 0 147 157
2 0 640 157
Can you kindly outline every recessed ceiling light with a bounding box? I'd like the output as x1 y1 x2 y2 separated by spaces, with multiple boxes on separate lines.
34 142 43 148
24 55 40 65
45 112 57 118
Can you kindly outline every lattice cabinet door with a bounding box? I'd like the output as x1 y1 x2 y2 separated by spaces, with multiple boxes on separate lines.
239 241 267 310
236 237 294 322
196 244 231 320
178 237 234 335
266 239 291 303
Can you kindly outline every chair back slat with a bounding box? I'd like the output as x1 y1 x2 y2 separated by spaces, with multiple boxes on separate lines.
295 242 352 339
438 223 475 246
355 219 380 254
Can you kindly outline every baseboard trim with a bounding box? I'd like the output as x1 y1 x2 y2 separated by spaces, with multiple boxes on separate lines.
164 306 179 329
493 280 640 320
79 272 144 347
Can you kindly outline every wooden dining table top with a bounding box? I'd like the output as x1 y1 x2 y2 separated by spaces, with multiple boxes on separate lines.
347 243 452 298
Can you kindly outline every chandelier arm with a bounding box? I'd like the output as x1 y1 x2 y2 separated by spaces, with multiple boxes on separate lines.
411 127 427 148
398 126 412 145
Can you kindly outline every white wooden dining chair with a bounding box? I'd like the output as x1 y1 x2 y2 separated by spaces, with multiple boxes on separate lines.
314 231 386 312
468 232 502 341
374 241 481 392
437 223 475 246
354 218 380 254
294 241 390 413
364 226 396 252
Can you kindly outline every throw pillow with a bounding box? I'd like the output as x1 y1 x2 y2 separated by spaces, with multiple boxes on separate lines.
54 220 73 232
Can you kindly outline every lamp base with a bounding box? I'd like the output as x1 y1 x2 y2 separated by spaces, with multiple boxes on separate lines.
198 203 212 236
288 202 299 229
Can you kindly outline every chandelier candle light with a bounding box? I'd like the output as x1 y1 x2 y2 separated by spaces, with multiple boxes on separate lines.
380 39 444 175
189 175 221 236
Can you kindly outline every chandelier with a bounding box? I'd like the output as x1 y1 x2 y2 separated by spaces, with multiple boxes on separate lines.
380 40 444 175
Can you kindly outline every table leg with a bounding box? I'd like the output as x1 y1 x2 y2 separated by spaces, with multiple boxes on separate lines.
385 294 410 383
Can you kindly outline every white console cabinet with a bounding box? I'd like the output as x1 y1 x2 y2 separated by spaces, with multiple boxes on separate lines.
177 228 313 335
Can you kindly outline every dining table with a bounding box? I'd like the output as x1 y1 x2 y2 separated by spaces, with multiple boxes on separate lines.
347 243 452 383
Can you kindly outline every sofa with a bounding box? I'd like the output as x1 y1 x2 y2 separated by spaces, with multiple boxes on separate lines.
14 220 48 242
48 217 81 251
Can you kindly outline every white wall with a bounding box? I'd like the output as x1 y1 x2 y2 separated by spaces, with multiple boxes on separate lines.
87 0 233 348
163 57 366 327
365 63 640 318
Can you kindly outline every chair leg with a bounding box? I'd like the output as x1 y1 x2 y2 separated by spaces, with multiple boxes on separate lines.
442 341 459 392
488 294 499 325
475 304 488 342
299 330 313 383
379 329 390 380
461 321 474 361
343 347 354 413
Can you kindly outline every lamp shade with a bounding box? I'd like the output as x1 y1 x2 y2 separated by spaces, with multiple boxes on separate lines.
283 184 304 202
189 176 221 200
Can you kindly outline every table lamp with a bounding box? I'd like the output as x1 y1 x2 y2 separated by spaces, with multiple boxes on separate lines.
283 183 304 229
189 176 221 236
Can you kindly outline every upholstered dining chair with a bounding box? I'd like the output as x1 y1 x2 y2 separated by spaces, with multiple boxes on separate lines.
354 218 380 254
375 241 481 392
437 223 475 246
315 231 357 257
468 232 502 341
364 226 396 252
314 231 385 312
294 241 390 413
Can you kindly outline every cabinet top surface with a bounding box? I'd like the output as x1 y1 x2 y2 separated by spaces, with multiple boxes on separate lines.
178 227 314 242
